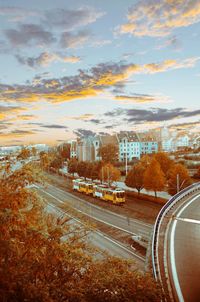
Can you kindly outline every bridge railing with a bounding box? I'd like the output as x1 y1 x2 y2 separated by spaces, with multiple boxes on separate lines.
152 181 200 282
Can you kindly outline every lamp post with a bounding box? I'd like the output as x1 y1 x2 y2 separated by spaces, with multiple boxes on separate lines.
125 139 128 176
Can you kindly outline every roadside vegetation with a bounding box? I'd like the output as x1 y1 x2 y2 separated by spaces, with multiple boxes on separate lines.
14 145 194 200
0 159 162 302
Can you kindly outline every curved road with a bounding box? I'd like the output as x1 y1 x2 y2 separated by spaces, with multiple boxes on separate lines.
167 192 200 302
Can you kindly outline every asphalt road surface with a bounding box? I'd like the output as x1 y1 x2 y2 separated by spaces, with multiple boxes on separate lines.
35 183 153 240
41 191 145 269
168 193 200 302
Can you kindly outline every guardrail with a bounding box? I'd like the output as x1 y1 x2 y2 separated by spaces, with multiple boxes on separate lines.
152 181 200 283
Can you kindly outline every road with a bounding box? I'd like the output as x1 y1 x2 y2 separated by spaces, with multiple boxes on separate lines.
167 192 200 302
35 183 153 240
43 193 145 269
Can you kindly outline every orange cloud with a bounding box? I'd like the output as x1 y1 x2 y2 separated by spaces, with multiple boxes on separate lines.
115 94 170 104
0 57 199 104
120 0 200 37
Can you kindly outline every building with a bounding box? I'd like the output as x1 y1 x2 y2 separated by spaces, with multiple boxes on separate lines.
76 134 119 162
117 131 141 162
70 140 77 159
138 133 158 155
176 134 189 150
77 136 95 162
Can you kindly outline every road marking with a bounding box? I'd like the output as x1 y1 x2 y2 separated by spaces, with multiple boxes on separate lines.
46 183 152 229
175 217 200 225
170 193 200 302
40 191 145 262
35 184 139 236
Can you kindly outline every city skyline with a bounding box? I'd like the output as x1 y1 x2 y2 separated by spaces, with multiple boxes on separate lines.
0 0 200 146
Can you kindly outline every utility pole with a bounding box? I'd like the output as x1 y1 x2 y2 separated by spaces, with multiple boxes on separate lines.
125 139 128 176
177 173 179 193
107 166 110 186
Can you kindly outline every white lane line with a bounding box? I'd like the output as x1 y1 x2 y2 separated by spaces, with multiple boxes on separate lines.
170 194 200 302
175 217 200 225
40 192 145 262
35 185 139 236
96 232 145 262
46 183 152 229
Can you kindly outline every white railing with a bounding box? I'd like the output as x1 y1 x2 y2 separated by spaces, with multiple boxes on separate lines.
152 181 200 282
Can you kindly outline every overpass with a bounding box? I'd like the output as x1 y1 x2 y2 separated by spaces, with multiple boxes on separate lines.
152 182 200 302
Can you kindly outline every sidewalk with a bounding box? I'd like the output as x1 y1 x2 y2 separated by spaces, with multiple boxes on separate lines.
115 181 171 199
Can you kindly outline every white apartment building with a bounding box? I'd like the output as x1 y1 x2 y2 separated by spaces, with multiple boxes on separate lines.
118 132 141 161
70 140 77 159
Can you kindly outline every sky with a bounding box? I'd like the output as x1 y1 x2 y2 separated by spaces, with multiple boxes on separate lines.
0 0 200 146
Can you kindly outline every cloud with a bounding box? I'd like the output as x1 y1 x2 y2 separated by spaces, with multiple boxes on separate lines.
0 129 35 138
5 24 55 47
0 57 199 104
108 108 200 123
143 57 200 73
60 30 91 48
43 7 105 30
0 105 26 120
114 93 170 103
88 119 103 124
120 0 200 37
156 35 182 50
40 124 68 129
73 129 96 137
68 114 94 120
16 115 37 121
16 52 80 68
0 6 39 22
169 120 200 131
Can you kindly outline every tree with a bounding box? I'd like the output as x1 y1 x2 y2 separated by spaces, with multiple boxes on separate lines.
39 151 51 170
125 163 145 194
194 166 200 179
50 156 63 170
77 161 88 179
17 147 31 160
90 161 103 181
0 159 162 301
68 159 78 176
140 154 152 168
58 143 71 160
99 163 121 185
153 152 173 175
167 163 192 195
31 146 37 157
144 159 166 197
98 144 118 164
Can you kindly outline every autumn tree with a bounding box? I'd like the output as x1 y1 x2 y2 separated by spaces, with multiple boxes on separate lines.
140 154 152 168
39 151 51 170
58 143 71 160
98 144 118 164
17 147 31 160
99 163 121 185
31 146 37 157
90 161 103 181
77 161 89 179
167 163 192 195
143 159 166 197
50 156 63 170
194 166 200 179
68 159 78 176
153 152 173 175
0 159 162 302
125 163 145 194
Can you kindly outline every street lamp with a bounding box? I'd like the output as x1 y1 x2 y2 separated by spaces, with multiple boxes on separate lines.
125 139 128 176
